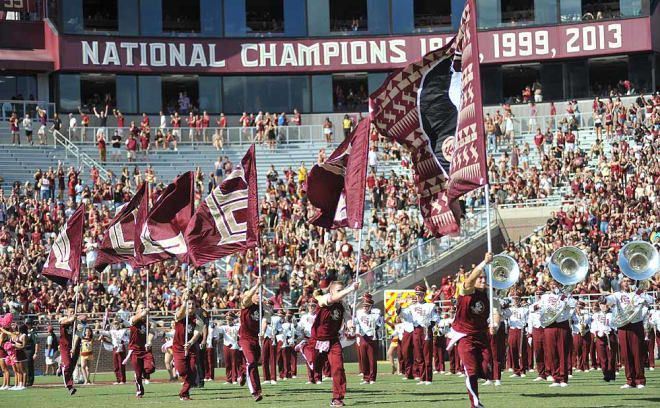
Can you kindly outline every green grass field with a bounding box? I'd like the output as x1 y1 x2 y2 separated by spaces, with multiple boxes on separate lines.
3 362 658 407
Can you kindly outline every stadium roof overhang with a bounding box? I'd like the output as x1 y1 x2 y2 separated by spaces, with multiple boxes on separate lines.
0 48 54 72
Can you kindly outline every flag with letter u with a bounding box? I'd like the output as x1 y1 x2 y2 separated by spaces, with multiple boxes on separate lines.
307 117 369 229
368 0 486 236
133 171 195 267
42 205 85 286
184 144 259 267
94 183 146 272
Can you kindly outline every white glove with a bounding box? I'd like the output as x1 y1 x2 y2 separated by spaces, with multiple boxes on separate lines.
356 336 361 347
527 337 532 346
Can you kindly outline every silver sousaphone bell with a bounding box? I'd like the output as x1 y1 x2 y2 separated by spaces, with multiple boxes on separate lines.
618 240 659 281
548 246 589 286
486 254 520 290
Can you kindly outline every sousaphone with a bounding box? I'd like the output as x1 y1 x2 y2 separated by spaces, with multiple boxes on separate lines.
486 254 520 290
540 246 588 327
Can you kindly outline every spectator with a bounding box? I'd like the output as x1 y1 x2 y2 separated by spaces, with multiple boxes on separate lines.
323 117 333 146
22 113 33 145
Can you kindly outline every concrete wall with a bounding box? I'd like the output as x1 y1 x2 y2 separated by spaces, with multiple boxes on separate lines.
497 206 559 243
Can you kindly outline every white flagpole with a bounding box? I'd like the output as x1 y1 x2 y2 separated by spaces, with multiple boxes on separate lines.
484 184 494 326
351 228 364 321
145 183 151 343
258 247 263 342
184 267 191 356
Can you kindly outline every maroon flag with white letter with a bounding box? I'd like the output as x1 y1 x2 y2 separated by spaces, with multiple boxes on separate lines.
134 172 194 267
447 0 488 200
307 117 369 229
184 145 259 267
42 205 85 286
94 183 146 272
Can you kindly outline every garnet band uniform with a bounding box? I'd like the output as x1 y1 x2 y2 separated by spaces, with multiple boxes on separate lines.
98 327 129 383
507 305 529 376
355 307 383 383
239 304 263 399
590 310 616 382
128 319 155 397
603 291 652 387
399 302 439 383
173 316 202 399
214 322 241 383
537 292 576 385
527 305 547 379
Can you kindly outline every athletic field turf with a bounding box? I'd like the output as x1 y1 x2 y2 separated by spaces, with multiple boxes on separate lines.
3 362 658 407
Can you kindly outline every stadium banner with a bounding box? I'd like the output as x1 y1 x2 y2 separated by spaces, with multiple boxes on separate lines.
383 290 432 334
307 117 370 230
94 183 146 272
42 205 84 286
0 0 35 12
134 172 195 267
54 17 651 73
184 144 259 267
447 0 488 200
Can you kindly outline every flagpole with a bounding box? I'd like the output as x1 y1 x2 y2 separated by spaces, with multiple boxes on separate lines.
145 182 150 344
184 267 191 356
351 228 364 321
484 184 494 327
257 247 263 347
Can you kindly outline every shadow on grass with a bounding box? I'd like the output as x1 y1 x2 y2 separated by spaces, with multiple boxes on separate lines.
520 393 615 398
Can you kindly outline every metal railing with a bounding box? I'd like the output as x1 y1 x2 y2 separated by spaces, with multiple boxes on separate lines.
67 124 328 147
0 100 56 122
53 129 110 181
355 208 496 298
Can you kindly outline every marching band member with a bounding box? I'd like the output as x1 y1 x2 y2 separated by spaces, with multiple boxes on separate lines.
261 304 281 385
238 277 269 401
432 307 449 375
484 296 505 386
194 304 210 388
528 290 548 382
127 302 156 398
98 316 128 384
446 307 461 376
355 293 383 384
274 309 286 381
642 307 654 370
650 301 660 369
172 293 203 401
397 285 439 385
600 276 652 389
570 302 592 373
280 310 298 380
296 301 319 384
205 318 219 381
590 303 615 382
535 279 577 387
214 312 240 384
447 252 494 408
301 280 359 407
398 299 416 380
507 295 529 378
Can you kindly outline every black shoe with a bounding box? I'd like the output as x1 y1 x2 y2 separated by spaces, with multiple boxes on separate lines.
68 388 77 396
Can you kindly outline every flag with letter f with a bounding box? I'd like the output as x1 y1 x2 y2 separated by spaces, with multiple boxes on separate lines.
42 205 85 286
184 144 259 267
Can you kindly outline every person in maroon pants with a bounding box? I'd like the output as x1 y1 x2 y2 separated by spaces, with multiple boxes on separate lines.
172 293 202 400
432 311 448 374
355 294 382 384
536 280 576 387
591 304 616 382
214 312 239 383
98 317 128 384
58 305 82 396
128 303 155 398
205 321 218 381
400 324 414 378
601 277 652 389
527 291 548 382
446 252 493 408
507 295 529 378
296 301 318 384
483 298 505 387
261 314 277 384
570 302 592 373
302 280 359 407
238 278 269 402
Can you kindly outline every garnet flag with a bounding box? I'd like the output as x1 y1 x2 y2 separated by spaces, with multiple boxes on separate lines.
307 117 370 229
134 172 194 267
94 183 146 272
447 0 488 200
42 205 85 286
368 0 484 236
184 145 259 267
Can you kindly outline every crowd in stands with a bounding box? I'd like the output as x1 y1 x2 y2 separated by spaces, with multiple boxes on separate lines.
1 93 658 326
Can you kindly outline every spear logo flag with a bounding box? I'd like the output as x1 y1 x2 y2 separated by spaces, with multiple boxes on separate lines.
184 144 259 266
368 0 485 236
307 117 370 229
134 171 195 267
94 183 146 272
42 205 85 286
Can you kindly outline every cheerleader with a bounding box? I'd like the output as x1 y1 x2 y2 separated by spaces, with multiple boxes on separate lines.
80 327 95 384
0 321 12 390
160 321 176 381
386 317 403 375
45 325 58 375
1 322 27 390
